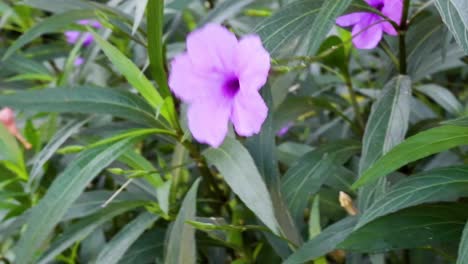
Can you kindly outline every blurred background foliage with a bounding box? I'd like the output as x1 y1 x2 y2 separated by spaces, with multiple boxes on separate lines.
0 0 467 263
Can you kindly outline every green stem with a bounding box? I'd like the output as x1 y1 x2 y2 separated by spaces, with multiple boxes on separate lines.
399 0 411 74
344 72 365 131
147 0 170 98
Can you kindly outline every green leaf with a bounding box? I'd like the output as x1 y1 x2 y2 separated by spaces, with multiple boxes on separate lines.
118 229 165 264
255 0 352 56
94 212 158 264
14 138 135 264
357 166 468 229
3 9 96 60
199 0 254 25
359 76 411 173
165 178 200 264
353 125 468 189
283 217 357 264
281 140 360 224
91 33 168 118
204 138 280 234
0 86 160 127
416 84 463 116
29 119 89 187
358 75 411 210
147 0 170 98
435 0 468 55
339 204 468 252
0 124 27 180
457 221 468 264
246 85 301 252
37 201 147 264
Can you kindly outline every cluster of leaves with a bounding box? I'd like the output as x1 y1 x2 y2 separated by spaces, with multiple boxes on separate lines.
0 0 467 263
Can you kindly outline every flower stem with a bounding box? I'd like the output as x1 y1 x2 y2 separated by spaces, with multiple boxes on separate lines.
344 72 365 131
399 0 411 74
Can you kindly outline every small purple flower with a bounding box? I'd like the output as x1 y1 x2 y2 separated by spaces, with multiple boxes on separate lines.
64 20 102 47
169 24 270 147
336 0 402 49
74 57 85 66
276 122 293 137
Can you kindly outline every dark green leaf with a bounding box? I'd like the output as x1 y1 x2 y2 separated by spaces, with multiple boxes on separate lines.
95 212 158 264
14 138 135 264
435 0 468 55
353 125 468 189
0 86 160 127
37 201 147 264
284 217 357 264
204 138 280 234
358 166 468 229
281 140 360 223
164 178 200 264
457 221 468 264
339 204 468 252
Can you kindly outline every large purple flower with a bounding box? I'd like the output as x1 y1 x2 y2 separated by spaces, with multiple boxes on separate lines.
169 24 270 147
336 0 402 49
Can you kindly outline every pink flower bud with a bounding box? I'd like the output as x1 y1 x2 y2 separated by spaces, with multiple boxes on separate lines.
0 107 32 149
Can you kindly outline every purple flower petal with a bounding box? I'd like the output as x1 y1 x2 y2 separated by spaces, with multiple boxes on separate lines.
231 90 268 136
65 31 80 44
188 99 231 148
352 15 384 49
336 12 367 27
169 53 223 103
276 122 293 137
186 23 238 73
236 35 270 91
382 0 402 35
169 24 270 147
82 32 94 46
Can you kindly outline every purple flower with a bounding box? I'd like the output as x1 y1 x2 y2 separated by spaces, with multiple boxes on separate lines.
74 57 85 66
169 24 270 147
64 20 102 47
336 0 402 49
276 122 293 137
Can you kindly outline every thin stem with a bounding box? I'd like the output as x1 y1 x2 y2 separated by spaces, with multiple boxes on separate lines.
399 0 411 74
344 72 365 130
180 135 225 201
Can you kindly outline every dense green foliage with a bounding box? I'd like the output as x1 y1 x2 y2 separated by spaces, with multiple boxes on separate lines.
0 0 467 263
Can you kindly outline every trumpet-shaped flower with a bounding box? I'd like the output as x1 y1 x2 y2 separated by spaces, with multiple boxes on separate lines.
336 0 402 49
169 24 270 147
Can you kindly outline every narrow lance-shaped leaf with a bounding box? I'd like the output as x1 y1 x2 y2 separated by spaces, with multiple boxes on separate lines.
165 178 200 264
3 9 96 60
14 138 135 264
283 217 358 264
204 138 280 234
358 75 411 210
37 201 148 264
352 125 468 189
247 84 301 252
91 32 173 123
0 123 27 180
0 86 160 127
435 0 468 55
339 204 468 252
95 212 158 264
457 221 468 264
281 140 360 224
357 166 468 229
147 0 170 98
